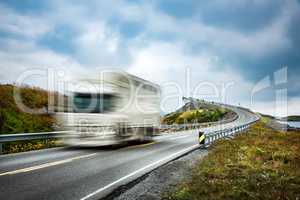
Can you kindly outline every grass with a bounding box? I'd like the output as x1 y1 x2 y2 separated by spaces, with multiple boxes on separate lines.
0 84 64 134
162 108 228 125
3 139 63 154
164 121 300 200
0 84 66 154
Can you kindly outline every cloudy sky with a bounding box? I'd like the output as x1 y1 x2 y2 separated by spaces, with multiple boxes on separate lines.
0 0 299 116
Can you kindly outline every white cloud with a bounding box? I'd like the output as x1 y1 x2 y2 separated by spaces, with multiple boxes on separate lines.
127 41 254 112
118 1 293 58
251 97 300 117
0 5 52 38
0 0 299 115
73 21 123 66
0 38 85 89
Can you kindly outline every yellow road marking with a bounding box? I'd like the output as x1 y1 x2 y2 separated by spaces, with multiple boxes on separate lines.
125 141 156 149
0 153 97 177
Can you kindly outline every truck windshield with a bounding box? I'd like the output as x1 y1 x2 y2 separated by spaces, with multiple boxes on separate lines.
73 93 117 113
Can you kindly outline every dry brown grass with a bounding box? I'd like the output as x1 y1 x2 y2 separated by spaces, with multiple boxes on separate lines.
0 84 58 134
164 121 300 200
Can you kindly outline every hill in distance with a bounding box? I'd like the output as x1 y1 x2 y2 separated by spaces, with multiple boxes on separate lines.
161 100 236 125
280 115 300 121
0 84 62 134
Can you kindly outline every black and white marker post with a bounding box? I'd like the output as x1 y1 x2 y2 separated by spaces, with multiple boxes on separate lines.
198 131 205 147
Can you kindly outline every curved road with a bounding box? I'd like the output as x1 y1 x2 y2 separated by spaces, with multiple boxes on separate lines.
0 106 257 200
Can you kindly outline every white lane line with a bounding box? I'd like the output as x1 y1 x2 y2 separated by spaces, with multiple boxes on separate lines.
80 144 199 200
0 153 97 177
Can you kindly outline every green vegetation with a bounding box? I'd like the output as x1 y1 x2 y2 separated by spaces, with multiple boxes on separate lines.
281 115 300 121
0 84 57 134
165 121 300 200
162 108 228 125
3 139 62 154
0 84 65 154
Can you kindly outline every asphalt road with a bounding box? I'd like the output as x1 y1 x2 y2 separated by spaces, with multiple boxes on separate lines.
0 107 257 200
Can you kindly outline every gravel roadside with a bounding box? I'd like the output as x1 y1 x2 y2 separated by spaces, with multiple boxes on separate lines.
105 148 208 200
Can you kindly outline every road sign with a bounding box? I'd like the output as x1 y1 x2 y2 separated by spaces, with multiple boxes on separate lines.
198 131 205 145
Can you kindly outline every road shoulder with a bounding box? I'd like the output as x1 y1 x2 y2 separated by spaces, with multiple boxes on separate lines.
109 149 208 200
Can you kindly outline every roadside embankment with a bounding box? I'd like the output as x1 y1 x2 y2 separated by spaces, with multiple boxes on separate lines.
111 149 208 200
112 120 300 200
164 121 300 200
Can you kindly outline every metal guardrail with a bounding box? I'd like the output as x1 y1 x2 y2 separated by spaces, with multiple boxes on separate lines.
159 114 239 132
0 119 228 154
0 110 259 154
202 117 260 146
0 131 71 143
179 98 261 146
0 131 71 154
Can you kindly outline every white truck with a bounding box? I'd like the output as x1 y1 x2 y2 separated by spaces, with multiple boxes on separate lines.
55 71 161 146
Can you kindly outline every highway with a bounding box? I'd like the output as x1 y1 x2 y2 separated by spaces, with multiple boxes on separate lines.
0 107 257 200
